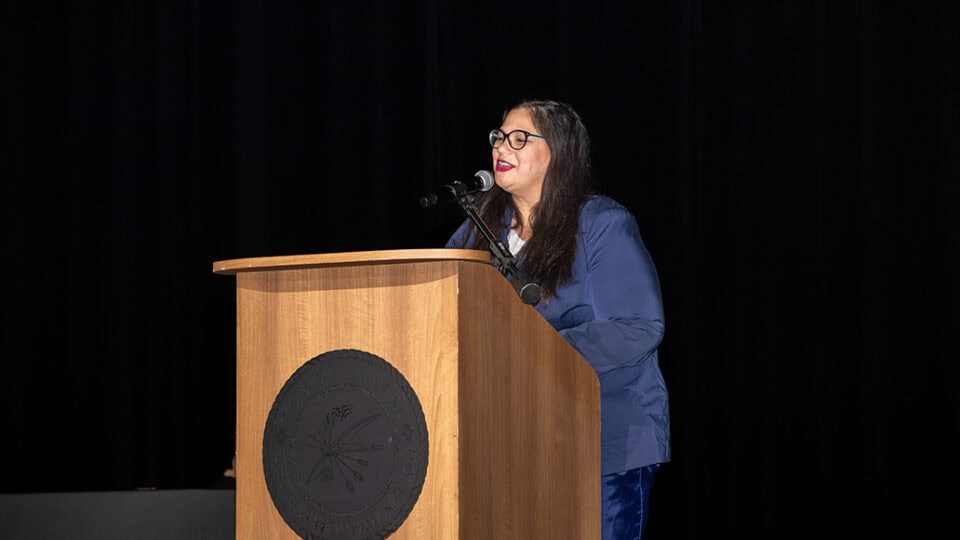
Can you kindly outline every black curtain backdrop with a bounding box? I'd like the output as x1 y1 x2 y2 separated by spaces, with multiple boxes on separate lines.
2 2 958 538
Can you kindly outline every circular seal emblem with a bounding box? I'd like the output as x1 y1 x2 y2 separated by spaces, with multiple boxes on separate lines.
263 349 429 539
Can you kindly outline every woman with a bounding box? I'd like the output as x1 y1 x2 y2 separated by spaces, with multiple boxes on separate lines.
445 99 671 539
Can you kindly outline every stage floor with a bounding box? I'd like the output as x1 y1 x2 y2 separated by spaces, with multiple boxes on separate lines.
0 489 234 540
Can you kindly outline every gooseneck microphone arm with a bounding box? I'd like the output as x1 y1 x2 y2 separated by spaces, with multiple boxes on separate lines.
420 170 541 305
453 192 542 306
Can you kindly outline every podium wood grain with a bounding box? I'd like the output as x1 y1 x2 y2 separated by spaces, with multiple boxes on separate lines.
215 249 600 539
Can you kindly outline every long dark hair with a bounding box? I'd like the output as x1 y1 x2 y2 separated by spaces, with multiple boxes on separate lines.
466 99 593 300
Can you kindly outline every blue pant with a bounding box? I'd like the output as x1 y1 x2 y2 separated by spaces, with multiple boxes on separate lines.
600 464 660 540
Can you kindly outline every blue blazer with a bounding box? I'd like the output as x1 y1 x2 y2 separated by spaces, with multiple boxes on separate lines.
446 194 671 475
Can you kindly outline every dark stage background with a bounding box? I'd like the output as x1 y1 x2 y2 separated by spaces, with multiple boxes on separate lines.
3 2 958 538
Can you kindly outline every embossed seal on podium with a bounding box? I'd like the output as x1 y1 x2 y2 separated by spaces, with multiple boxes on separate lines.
262 349 429 539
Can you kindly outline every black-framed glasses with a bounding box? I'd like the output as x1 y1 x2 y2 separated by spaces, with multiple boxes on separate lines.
489 128 546 150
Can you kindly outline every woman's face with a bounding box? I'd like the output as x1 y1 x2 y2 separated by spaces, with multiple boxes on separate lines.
492 107 551 204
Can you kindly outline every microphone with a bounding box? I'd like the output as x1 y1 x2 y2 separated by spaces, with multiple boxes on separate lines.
419 170 494 207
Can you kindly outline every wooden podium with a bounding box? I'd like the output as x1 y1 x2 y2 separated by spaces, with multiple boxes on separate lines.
213 249 600 539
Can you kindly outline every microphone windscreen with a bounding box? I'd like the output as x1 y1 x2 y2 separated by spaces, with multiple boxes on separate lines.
474 170 495 191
